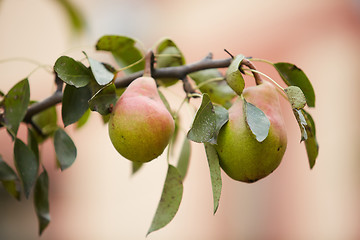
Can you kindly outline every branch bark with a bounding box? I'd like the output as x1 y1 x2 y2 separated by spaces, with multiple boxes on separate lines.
5 54 236 125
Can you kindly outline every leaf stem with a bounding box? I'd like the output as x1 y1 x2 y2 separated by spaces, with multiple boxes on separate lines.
195 77 225 89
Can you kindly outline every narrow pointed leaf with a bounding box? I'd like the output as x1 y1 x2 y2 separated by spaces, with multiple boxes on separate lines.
2 78 30 137
88 83 117 115
84 52 114 85
187 94 216 143
96 35 144 74
54 56 92 88
76 108 91 129
225 55 245 95
62 84 92 127
14 138 39 199
302 110 319 168
0 155 21 200
176 138 191 180
209 105 229 144
54 128 77 171
244 99 270 142
28 128 39 160
292 109 308 142
131 162 143 175
147 165 183 236
204 143 222 214
34 168 50 235
0 156 18 181
274 62 315 107
55 0 85 33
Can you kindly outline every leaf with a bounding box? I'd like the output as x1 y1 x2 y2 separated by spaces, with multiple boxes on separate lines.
155 38 185 86
2 78 30 137
83 52 114 86
302 110 319 169
76 108 90 129
147 164 183 236
14 138 39 199
62 84 92 127
209 105 229 144
284 85 307 109
204 143 222 214
190 69 236 109
225 55 245 95
31 105 58 140
54 128 77 171
55 0 85 33
187 94 216 143
244 99 270 142
88 83 117 115
131 162 143 175
96 35 144 74
34 168 50 235
292 109 308 142
0 155 21 200
28 128 39 160
54 56 92 88
274 62 315 107
176 138 191 180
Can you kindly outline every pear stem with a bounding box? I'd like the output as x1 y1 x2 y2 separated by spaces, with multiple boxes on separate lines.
240 58 263 85
143 50 154 77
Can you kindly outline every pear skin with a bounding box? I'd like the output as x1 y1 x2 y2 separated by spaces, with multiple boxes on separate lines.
215 81 287 182
108 76 175 162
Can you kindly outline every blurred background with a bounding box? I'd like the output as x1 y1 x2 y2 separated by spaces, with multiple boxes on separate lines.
1 0 360 239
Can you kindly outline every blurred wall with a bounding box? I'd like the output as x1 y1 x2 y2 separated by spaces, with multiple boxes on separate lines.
0 0 360 239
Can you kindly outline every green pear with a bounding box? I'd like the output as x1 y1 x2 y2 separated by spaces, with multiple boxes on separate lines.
108 76 175 162
215 80 287 182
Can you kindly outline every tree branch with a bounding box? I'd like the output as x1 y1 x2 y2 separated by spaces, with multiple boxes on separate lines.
5 54 234 125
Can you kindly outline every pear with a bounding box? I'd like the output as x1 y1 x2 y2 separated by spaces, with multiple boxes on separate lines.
108 76 175 162
215 80 287 182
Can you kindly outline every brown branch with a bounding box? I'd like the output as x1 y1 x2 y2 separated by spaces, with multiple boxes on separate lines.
3 54 235 125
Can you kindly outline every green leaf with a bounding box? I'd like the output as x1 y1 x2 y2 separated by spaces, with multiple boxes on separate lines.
31 105 58 138
55 0 85 33
0 156 21 200
88 83 117 115
83 52 114 86
2 78 30 137
209 105 229 144
292 109 308 142
204 143 222 214
190 69 236 109
2 180 21 201
176 138 191 180
302 110 319 169
96 35 144 74
34 168 50 235
62 84 92 127
244 99 270 142
28 128 39 160
147 164 183 236
14 138 39 199
0 156 18 181
187 94 216 143
274 62 315 107
54 128 77 171
54 56 92 88
225 55 245 95
155 38 185 86
284 85 307 109
76 108 90 129
131 162 143 175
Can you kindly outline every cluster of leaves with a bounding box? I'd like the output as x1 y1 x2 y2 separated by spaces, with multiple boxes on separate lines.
0 34 318 236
